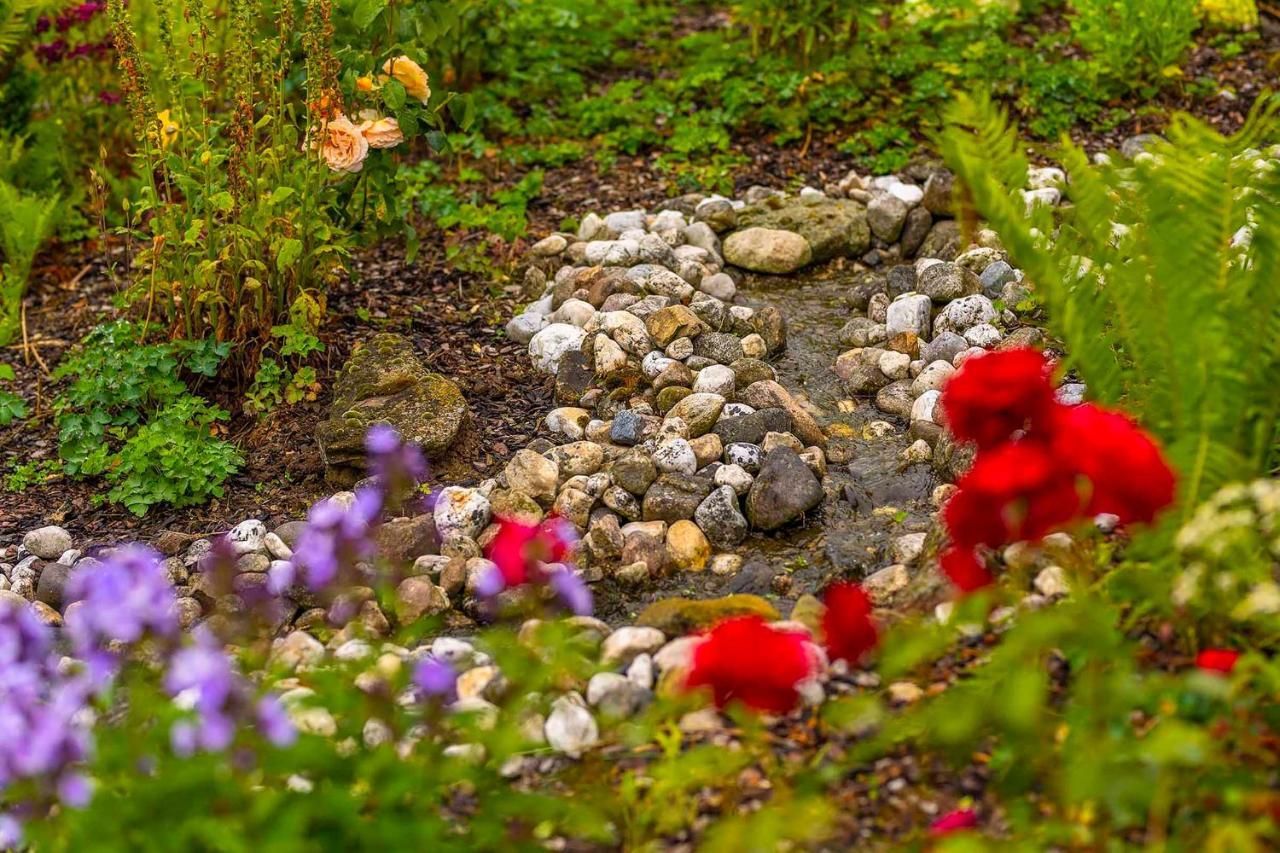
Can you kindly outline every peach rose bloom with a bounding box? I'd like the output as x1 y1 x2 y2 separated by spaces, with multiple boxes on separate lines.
356 110 405 149
382 56 430 105
319 114 369 174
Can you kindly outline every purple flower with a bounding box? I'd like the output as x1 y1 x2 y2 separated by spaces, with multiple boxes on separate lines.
65 545 177 676
0 814 21 848
254 695 296 748
412 657 457 702
165 628 295 755
549 568 593 616
290 488 382 591
165 629 237 755
97 89 121 105
0 600 94 810
34 39 68 63
365 424 427 497
35 15 50 33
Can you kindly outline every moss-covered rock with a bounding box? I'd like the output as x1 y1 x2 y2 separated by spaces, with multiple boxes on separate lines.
317 333 469 485
635 594 780 635
737 198 871 263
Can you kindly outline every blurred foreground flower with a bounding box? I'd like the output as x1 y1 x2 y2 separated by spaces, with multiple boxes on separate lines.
684 616 814 713
1195 648 1241 675
822 582 878 665
480 516 592 616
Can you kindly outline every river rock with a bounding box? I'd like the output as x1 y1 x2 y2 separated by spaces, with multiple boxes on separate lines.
665 520 711 571
545 693 599 758
736 198 870 262
643 475 713 523
22 526 72 561
433 487 491 541
933 294 997 335
723 227 812 274
505 450 559 505
745 448 824 531
695 485 750 548
867 193 909 242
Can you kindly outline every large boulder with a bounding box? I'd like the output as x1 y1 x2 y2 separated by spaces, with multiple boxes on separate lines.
316 334 469 485
723 228 813 274
735 199 871 263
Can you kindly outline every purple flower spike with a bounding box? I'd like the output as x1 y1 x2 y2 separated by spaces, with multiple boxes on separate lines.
412 657 457 702
291 488 382 591
64 545 177 675
473 563 505 599
365 425 428 504
549 568 593 617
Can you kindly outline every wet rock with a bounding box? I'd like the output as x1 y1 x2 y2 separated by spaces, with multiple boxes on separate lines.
317 334 468 484
874 381 915 419
555 350 596 404
745 448 824 531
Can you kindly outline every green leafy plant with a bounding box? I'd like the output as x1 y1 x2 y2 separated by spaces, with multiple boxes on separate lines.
52 320 242 513
104 395 243 515
1071 0 1200 85
0 177 58 345
939 91 1280 511
0 361 25 424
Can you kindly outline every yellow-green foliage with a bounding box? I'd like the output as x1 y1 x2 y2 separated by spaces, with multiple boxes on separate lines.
1199 0 1258 29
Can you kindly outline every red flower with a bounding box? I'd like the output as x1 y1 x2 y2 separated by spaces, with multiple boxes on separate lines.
941 348 1058 450
486 516 577 588
685 616 814 713
822 582 879 665
939 547 993 593
930 808 979 836
946 439 1083 549
1195 648 1240 675
1048 404 1176 526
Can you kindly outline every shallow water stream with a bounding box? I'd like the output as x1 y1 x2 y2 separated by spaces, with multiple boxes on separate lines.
596 263 939 623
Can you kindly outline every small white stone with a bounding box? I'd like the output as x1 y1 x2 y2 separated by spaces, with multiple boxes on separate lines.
892 532 927 564
544 693 599 758
227 519 266 555
888 183 924 205
627 653 655 689
529 323 587 375
602 626 666 664
653 439 698 475
433 487 492 541
878 350 911 380
693 365 736 397
910 390 941 424
963 323 1002 348
740 333 767 359
714 464 753 495
264 532 292 561
1034 565 1070 598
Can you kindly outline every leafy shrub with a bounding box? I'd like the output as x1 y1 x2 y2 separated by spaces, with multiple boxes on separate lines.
0 361 25 424
103 396 243 514
939 91 1280 510
1071 0 1200 84
52 320 242 514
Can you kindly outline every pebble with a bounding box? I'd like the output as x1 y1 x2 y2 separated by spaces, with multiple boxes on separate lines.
22 526 72 561
227 519 267 555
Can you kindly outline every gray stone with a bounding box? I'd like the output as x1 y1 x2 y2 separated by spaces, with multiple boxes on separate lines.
643 475 713 523
885 293 932 338
918 263 982 303
695 485 749 548
867 193 909 242
922 331 968 365
934 295 998 335
745 448 824 531
22 526 72 561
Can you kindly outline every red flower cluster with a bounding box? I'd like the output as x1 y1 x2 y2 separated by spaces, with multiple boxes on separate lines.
684 581 881 714
487 516 576 587
939 348 1176 593
930 808 979 836
684 616 815 713
1195 648 1240 675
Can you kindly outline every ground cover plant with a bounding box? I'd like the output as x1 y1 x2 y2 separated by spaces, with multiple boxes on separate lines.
0 0 1278 848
